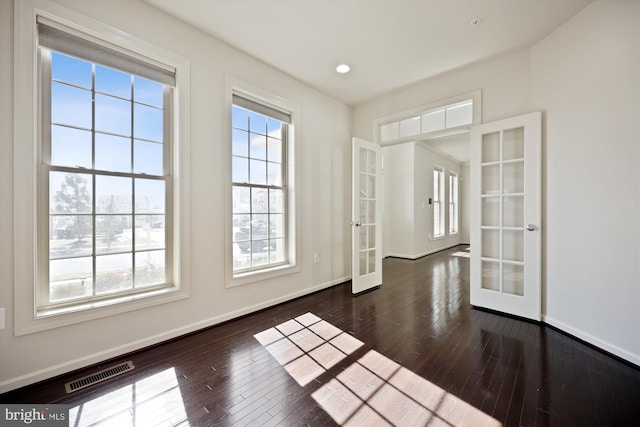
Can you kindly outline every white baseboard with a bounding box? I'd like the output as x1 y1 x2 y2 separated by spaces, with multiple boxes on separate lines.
386 243 466 260
543 314 640 366
0 276 350 394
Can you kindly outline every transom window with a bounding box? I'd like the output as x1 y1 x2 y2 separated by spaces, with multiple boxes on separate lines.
380 99 473 143
38 21 175 310
231 94 290 274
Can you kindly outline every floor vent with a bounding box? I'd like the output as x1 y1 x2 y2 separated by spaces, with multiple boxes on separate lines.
65 361 134 394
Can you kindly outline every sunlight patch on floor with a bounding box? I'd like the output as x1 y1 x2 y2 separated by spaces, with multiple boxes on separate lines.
313 350 501 426
256 312 502 427
68 367 189 426
253 312 363 386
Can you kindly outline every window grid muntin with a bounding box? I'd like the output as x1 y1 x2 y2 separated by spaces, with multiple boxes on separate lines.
232 103 288 274
41 47 172 309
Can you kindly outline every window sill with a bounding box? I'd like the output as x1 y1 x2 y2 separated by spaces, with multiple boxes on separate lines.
227 263 299 288
17 286 189 336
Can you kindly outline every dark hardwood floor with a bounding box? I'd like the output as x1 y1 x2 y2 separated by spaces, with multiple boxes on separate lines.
2 245 639 426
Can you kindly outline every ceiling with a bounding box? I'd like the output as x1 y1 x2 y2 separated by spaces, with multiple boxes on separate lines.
144 0 590 107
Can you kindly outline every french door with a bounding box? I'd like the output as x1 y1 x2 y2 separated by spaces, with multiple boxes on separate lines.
351 137 382 294
470 112 541 321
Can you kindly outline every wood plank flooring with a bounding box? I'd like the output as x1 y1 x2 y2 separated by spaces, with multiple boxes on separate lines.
2 245 639 426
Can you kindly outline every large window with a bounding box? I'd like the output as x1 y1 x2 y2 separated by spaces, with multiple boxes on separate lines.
231 94 290 274
38 20 175 310
449 172 459 235
433 167 445 238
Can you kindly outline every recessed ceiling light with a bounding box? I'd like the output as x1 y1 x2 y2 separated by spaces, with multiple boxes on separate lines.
336 64 350 74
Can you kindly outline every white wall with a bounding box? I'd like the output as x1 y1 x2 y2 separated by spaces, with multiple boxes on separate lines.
531 0 640 364
0 0 352 392
382 143 416 257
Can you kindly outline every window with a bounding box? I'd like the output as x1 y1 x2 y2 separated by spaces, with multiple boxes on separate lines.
379 99 474 143
231 94 291 274
433 167 445 238
38 19 175 310
449 172 459 234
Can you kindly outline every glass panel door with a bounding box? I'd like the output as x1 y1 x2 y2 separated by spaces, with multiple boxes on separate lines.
352 138 382 294
471 112 541 321
480 128 525 296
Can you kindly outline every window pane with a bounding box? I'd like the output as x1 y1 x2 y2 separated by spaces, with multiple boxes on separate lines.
250 133 267 160
251 242 269 267
267 118 282 139
95 93 131 136
135 250 165 287
96 175 132 214
50 215 93 258
421 109 445 134
134 140 163 175
232 129 249 157
96 65 131 99
380 122 399 142
233 214 250 235
252 188 268 213
252 214 268 240
270 214 285 238
269 239 285 264
269 189 285 213
96 214 131 254
135 179 165 214
267 137 282 163
233 252 250 270
52 82 92 128
50 172 93 214
95 133 131 173
51 52 92 88
446 102 472 128
96 253 132 294
267 162 282 186
249 159 267 185
50 257 93 302
134 76 163 108
249 111 267 135
232 156 249 183
399 116 420 138
135 215 165 251
51 125 92 168
232 105 249 130
134 103 163 142
233 186 250 213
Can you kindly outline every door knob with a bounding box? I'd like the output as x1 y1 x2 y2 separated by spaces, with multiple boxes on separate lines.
352 221 361 227
526 224 537 231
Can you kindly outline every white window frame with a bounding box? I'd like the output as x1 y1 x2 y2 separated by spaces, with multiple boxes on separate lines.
14 0 191 335
449 172 459 235
225 77 300 288
433 166 445 238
